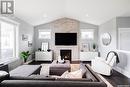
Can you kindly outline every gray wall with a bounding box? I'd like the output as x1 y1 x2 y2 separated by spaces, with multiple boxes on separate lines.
34 18 98 60
34 18 98 51
117 17 130 28
3 16 34 71
99 17 130 78
79 22 99 51
34 23 52 51
99 18 117 57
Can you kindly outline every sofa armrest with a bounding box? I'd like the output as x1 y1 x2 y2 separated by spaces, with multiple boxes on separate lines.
1 80 107 87
56 78 92 82
10 75 55 80
0 73 9 82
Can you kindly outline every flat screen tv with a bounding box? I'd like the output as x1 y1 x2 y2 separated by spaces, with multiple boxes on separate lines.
55 33 77 45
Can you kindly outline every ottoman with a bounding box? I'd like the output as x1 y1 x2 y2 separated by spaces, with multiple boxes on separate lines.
50 60 70 76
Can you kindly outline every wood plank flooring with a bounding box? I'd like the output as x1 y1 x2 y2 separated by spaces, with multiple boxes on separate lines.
102 70 130 87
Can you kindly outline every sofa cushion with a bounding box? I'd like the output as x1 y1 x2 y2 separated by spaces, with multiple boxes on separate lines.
9 65 41 77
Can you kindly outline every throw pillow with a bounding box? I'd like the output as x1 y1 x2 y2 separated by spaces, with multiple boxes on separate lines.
0 71 8 76
50 75 61 78
61 70 69 78
64 69 82 79
51 71 69 79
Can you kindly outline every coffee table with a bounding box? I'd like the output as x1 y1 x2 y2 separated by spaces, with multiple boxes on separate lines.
49 60 70 76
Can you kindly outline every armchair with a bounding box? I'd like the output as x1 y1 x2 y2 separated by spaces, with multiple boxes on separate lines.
91 51 119 76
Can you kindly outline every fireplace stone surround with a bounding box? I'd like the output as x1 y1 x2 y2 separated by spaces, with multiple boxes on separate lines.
55 46 79 61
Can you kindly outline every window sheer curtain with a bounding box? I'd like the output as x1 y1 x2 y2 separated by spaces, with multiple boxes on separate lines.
0 20 19 64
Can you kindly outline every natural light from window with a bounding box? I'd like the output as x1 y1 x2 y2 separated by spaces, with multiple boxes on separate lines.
0 20 18 63
81 29 94 40
39 29 51 39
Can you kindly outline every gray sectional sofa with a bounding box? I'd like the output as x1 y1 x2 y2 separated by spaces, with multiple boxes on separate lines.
0 64 107 87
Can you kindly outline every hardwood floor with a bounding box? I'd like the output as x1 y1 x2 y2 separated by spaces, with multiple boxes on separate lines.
29 60 130 87
29 61 51 65
102 70 130 87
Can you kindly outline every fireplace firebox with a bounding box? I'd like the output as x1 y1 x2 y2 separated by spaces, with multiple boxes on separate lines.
60 50 71 61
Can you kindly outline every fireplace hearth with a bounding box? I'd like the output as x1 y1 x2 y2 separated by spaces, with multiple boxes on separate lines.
60 50 71 61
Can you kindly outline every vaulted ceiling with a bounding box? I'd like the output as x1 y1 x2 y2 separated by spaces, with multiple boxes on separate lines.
15 0 130 26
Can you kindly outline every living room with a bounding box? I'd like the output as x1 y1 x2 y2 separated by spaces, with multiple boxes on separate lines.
0 0 130 87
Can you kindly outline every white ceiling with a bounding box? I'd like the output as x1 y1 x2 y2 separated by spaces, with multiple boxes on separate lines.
15 0 130 26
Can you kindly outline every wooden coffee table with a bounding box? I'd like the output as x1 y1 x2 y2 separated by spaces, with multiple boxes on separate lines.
49 60 71 76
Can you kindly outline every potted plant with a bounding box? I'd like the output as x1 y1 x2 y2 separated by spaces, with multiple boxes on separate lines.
20 51 30 63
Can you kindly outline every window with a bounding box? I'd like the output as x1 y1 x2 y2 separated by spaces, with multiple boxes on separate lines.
81 29 94 40
0 20 18 63
38 29 51 39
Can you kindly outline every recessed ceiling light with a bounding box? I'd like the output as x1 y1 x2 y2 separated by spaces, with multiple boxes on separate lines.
43 14 47 18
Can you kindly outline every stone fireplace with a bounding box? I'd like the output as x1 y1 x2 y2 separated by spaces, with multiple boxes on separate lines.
60 50 71 61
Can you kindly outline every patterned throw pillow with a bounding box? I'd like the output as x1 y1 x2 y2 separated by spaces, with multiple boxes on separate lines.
61 69 83 79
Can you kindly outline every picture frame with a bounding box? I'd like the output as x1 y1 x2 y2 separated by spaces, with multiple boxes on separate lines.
82 43 90 52
28 41 32 47
22 34 28 41
41 42 49 51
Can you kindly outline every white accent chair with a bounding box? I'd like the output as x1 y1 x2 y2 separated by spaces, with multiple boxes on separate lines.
91 52 118 76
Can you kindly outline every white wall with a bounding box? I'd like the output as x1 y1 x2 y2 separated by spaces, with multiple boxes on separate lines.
1 16 34 71
115 17 130 78
99 17 130 78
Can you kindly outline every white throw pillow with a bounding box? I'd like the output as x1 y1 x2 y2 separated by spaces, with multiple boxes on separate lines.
51 75 61 78
106 53 115 64
51 71 69 79
61 71 69 78
0 71 8 76
64 69 82 79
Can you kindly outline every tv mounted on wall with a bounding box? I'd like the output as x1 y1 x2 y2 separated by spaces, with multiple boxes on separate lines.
55 33 77 45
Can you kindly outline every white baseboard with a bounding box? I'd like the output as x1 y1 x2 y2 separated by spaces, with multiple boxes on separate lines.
114 66 130 78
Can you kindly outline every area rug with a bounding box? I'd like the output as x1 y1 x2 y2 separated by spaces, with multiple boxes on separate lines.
70 64 80 71
40 64 50 76
40 64 113 87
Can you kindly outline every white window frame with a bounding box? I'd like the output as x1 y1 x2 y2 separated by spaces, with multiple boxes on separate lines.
38 29 51 39
81 29 94 40
0 17 19 64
